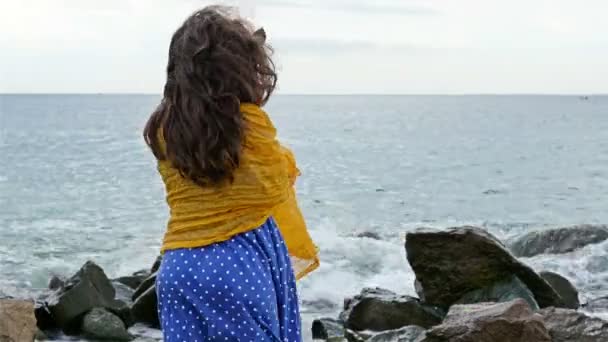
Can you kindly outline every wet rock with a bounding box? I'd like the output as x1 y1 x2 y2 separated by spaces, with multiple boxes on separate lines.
113 281 135 304
583 295 608 312
302 298 339 312
150 255 163 274
131 285 159 328
34 329 48 340
44 261 117 331
312 317 344 340
355 231 382 240
455 275 539 310
345 329 372 342
405 227 564 309
132 272 157 301
540 306 608 342
509 224 608 257
115 273 148 290
367 325 426 342
340 288 444 332
539 271 580 309
81 308 133 341
421 299 551 342
48 276 65 291
0 299 37 342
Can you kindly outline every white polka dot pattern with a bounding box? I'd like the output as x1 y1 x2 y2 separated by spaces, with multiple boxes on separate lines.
156 218 302 342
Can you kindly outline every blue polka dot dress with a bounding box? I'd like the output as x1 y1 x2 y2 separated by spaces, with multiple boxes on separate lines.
156 217 302 342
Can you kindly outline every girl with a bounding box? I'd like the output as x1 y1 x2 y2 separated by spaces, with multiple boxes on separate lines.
143 6 319 342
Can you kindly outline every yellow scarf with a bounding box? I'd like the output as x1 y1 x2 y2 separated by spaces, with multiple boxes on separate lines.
157 103 319 280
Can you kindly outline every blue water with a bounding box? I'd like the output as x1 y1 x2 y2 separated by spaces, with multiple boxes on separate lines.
1 95 608 339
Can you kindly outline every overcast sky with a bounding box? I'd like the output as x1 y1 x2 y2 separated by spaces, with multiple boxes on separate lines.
1 0 607 94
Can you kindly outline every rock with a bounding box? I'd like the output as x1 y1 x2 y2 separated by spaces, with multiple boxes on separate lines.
42 261 117 332
302 298 339 312
81 308 133 341
355 231 382 240
455 275 539 310
131 285 159 328
113 281 135 304
539 271 580 309
34 329 48 340
48 276 64 291
345 329 372 342
132 272 157 301
509 224 608 257
422 299 551 342
0 299 37 342
327 337 348 342
339 288 444 332
108 299 134 328
583 295 608 312
312 317 344 340
150 255 163 274
34 299 55 331
540 307 608 342
405 227 564 309
367 325 426 342
115 273 148 290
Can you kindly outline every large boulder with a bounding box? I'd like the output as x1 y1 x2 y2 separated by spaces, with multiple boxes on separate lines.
131 284 159 328
540 307 608 342
539 271 580 309
312 317 344 340
421 299 551 342
114 270 149 290
583 295 608 312
0 299 37 342
405 227 564 309
40 261 117 332
367 325 426 342
339 288 444 332
115 256 161 291
81 308 133 341
509 224 608 257
454 275 539 310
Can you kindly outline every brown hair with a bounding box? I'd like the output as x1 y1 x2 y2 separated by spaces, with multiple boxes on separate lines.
144 6 277 185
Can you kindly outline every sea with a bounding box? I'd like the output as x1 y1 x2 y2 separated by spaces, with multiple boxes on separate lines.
1 94 608 340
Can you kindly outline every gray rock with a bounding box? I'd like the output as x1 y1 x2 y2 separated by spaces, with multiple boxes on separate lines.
509 224 608 257
367 325 426 342
131 285 159 328
113 281 135 304
114 273 148 290
311 317 344 340
540 306 608 342
44 261 117 331
150 255 163 274
132 272 157 301
356 231 382 240
48 276 64 291
539 271 580 309
421 299 551 342
405 227 565 309
81 308 133 341
583 295 608 312
340 288 444 332
345 329 372 342
0 299 37 342
302 298 339 312
455 275 539 310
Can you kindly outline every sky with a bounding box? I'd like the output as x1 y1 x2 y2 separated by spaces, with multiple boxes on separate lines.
0 0 607 94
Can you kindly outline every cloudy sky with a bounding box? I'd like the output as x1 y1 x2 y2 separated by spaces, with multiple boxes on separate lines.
1 0 607 94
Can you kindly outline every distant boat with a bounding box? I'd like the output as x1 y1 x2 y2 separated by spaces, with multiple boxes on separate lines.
579 96 590 100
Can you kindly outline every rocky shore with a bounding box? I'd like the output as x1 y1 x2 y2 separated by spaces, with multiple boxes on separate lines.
1 224 608 341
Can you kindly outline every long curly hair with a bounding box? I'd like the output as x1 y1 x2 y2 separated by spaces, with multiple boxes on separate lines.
144 6 277 185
